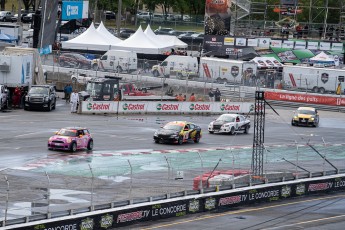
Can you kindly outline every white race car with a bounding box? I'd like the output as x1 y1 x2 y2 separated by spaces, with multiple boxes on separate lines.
208 114 250 135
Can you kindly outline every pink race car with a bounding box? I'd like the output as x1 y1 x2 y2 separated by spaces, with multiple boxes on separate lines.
48 127 93 152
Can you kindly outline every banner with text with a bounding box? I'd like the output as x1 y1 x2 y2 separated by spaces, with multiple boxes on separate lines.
265 91 345 106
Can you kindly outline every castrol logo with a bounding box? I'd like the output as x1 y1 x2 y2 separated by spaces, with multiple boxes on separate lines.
220 104 240 111
123 103 145 111
87 103 110 111
189 103 211 111
156 103 180 111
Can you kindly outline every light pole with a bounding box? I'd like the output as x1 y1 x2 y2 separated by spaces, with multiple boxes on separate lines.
117 0 122 37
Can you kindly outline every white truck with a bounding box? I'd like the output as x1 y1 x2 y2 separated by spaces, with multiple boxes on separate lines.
92 50 138 73
0 47 46 102
199 57 257 84
152 55 199 79
283 65 345 94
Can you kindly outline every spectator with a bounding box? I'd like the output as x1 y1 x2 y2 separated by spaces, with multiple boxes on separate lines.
70 89 79 113
12 87 22 108
189 93 196 102
214 88 221 102
176 93 184 101
183 95 187 101
65 84 72 103
296 24 303 38
303 24 309 38
208 88 214 102
20 87 27 109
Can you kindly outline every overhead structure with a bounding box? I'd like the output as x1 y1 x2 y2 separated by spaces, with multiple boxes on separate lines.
111 26 171 54
96 21 122 45
144 24 174 49
229 0 345 39
61 22 116 51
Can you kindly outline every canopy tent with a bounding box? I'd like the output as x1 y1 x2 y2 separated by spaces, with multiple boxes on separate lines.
96 21 122 45
0 33 17 43
144 24 174 49
111 26 170 54
251 57 283 68
61 23 115 51
309 51 334 63
157 35 188 48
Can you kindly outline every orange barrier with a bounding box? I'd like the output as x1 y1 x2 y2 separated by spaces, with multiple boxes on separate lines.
265 91 345 106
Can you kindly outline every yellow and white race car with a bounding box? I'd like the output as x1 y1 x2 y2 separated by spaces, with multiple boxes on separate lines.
291 107 319 127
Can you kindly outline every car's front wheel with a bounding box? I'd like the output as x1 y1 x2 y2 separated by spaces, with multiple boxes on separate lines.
229 127 235 135
209 131 214 134
70 142 77 152
87 139 93 150
194 133 200 143
244 125 250 134
178 136 183 145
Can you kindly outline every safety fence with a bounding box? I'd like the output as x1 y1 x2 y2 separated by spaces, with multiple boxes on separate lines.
1 142 345 227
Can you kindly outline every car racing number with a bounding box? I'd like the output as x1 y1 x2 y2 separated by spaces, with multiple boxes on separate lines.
183 131 189 140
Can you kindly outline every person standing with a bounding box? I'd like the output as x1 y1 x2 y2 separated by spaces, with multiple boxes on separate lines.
208 88 214 102
65 84 72 103
189 93 196 102
70 89 79 113
12 87 22 108
214 88 221 102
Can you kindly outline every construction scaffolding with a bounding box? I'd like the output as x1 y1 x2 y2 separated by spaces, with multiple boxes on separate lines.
230 0 345 40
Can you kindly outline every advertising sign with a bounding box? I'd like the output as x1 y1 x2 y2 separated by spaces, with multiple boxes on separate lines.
62 1 89 20
319 42 331 51
82 101 115 113
282 40 294 48
149 102 181 113
258 38 271 48
265 91 345 106
295 41 306 49
38 0 58 51
270 40 282 48
307 41 319 50
12 176 345 230
247 39 258 47
118 102 148 113
331 43 344 51
203 0 231 56
236 38 247 46
182 102 213 113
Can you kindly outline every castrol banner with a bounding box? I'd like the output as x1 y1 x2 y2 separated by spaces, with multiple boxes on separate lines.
118 102 148 113
213 102 253 114
81 101 254 114
265 91 345 106
82 101 114 113
148 102 182 113
182 102 213 113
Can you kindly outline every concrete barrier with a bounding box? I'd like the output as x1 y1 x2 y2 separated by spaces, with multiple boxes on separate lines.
81 101 254 115
5 174 345 229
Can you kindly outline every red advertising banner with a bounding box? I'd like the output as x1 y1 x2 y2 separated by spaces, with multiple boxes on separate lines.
265 91 345 106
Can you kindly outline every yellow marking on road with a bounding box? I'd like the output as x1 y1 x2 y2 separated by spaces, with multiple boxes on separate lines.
141 194 345 230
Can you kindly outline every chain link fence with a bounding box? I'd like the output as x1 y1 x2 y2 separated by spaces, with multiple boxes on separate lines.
0 140 344 224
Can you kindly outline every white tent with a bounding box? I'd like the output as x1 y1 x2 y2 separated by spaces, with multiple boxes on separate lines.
157 35 188 48
144 24 173 48
62 23 113 51
96 21 122 45
252 57 283 68
111 26 170 54
310 51 334 62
